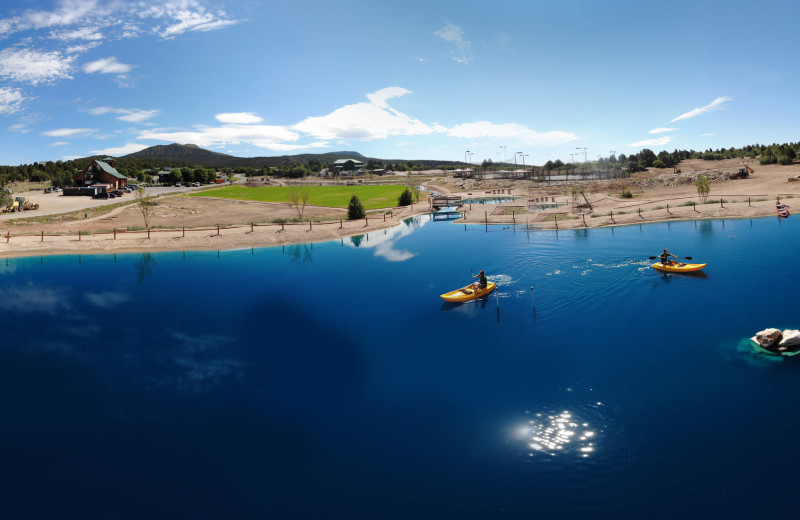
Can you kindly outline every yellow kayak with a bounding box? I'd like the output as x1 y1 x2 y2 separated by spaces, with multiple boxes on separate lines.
440 282 496 302
652 261 707 273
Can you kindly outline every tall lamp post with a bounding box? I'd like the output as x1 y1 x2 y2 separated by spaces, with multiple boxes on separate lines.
464 150 470 167
500 145 507 165
522 154 529 168
576 147 588 163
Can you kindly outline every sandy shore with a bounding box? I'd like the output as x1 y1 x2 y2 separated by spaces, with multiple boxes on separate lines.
1 157 798 258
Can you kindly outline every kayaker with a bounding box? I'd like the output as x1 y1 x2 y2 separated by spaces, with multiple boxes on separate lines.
659 248 677 266
473 270 488 289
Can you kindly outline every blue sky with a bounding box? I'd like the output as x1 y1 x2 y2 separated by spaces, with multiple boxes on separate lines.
1 0 798 166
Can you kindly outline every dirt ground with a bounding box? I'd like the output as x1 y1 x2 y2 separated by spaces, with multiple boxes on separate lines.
1 158 799 257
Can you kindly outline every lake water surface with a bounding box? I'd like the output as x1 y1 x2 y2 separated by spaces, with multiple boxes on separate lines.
2 215 799 518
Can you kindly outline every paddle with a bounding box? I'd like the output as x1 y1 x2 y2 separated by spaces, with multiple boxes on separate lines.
649 256 692 260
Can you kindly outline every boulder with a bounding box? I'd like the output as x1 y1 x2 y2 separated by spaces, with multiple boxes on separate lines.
754 328 783 349
777 330 800 351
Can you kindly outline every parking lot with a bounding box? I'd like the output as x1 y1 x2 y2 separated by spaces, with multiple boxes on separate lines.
0 184 207 221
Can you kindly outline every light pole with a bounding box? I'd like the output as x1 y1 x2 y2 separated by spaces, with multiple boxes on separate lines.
570 153 577 165
576 147 588 162
468 152 473 165
500 145 507 165
465 150 470 167
522 154 529 168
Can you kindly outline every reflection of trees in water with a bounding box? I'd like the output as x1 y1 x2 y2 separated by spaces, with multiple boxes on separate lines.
135 252 157 284
697 220 714 236
350 235 364 247
288 244 313 265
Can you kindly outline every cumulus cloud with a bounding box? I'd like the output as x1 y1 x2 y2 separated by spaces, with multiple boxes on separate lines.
90 106 160 122
48 141 70 147
448 121 579 146
627 136 672 147
215 112 263 124
670 96 732 122
295 88 439 141
0 47 75 85
49 26 104 41
89 142 151 155
649 127 677 134
702 133 716 136
141 2 238 37
83 56 133 75
434 22 472 64
0 87 26 114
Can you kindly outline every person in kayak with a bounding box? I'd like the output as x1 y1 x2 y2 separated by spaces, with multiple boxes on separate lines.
473 270 488 290
659 248 677 266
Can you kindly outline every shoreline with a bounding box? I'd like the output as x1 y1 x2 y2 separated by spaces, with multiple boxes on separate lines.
0 203 788 260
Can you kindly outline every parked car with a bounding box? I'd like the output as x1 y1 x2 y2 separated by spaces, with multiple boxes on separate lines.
93 192 109 199
111 190 124 197
108 192 116 198
53 187 62 192
192 182 200 187
175 182 181 187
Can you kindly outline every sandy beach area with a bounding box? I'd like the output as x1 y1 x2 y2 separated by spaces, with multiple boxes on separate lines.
1 158 798 258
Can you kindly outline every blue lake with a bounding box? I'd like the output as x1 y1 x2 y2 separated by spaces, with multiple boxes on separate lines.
2 215 799 518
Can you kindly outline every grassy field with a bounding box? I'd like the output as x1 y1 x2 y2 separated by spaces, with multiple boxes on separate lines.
186 185 414 210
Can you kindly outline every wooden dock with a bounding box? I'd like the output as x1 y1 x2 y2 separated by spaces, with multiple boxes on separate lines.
431 195 463 209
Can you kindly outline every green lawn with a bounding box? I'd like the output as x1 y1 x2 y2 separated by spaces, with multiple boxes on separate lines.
186 185 413 210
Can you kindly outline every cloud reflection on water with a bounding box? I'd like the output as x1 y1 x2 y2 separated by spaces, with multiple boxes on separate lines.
345 216 429 262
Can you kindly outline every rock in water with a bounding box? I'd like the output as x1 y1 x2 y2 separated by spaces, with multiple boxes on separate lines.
778 329 800 351
754 328 783 349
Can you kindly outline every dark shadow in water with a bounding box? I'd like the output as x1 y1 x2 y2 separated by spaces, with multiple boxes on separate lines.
658 270 709 280
287 243 313 265
134 252 157 284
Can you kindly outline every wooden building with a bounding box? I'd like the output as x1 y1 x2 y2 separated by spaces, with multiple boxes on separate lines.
74 159 128 189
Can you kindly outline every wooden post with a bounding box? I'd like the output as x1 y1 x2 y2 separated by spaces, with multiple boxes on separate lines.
340 219 342 229
366 215 369 226
748 197 751 207
282 220 285 231
217 224 220 236
582 214 586 227
114 228 116 240
183 226 185 237
611 211 614 223
6 231 9 243
251 222 254 232
148 229 150 239
667 203 670 214
309 220 312 230
554 214 558 230
485 211 488 224
720 198 724 208
512 210 515 224
383 212 386 222
41 230 44 242
79 230 81 241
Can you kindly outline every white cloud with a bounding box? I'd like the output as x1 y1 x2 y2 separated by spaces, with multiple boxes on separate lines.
49 26 104 41
670 97 732 122
0 87 26 114
448 121 579 146
48 141 70 147
367 87 412 109
216 112 263 124
627 136 672 147
295 88 438 140
9 123 31 133
649 127 677 134
142 3 239 37
0 47 75 85
89 142 150 156
83 57 133 75
701 133 716 136
42 127 94 137
434 22 472 64
137 124 300 150
90 106 160 122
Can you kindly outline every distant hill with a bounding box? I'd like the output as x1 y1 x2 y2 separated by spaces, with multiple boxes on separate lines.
120 144 368 168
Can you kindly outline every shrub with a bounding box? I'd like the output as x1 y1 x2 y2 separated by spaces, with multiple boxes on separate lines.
652 159 665 168
398 188 413 206
347 194 365 220
778 155 793 165
621 191 632 198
